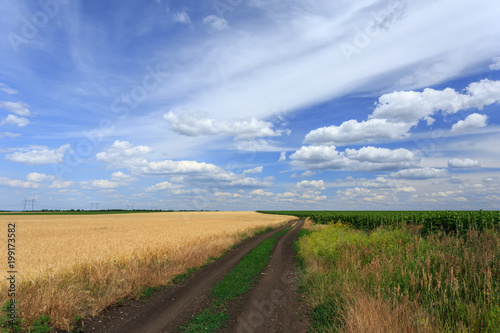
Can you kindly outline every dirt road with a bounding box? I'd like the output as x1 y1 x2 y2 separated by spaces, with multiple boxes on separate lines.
84 218 307 333
222 218 308 333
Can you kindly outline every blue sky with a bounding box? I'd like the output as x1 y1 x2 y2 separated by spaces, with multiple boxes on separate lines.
1 0 500 211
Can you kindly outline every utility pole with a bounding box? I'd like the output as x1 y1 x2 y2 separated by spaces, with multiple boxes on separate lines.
22 199 36 211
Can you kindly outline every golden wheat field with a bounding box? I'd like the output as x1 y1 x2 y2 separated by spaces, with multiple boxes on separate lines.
0 211 294 330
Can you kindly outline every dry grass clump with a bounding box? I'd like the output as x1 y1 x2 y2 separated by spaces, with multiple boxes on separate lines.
0 211 294 330
343 289 434 333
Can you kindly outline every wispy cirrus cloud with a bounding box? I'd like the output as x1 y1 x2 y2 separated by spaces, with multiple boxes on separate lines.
0 132 20 138
148 0 500 123
0 83 18 95
0 1 499 210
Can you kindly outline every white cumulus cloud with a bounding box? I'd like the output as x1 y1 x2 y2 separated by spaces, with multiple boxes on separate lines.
290 145 420 171
142 159 274 188
96 141 153 168
371 79 500 124
145 181 182 192
295 180 326 191
451 113 488 132
304 79 500 145
164 111 288 141
490 57 500 71
0 177 39 189
300 170 316 178
26 172 55 182
243 166 263 174
1 114 29 127
146 160 221 175
250 189 273 196
203 15 228 31
49 180 74 189
173 12 191 24
0 101 30 116
290 145 349 170
81 179 123 189
391 168 449 179
304 119 412 145
345 147 419 164
448 158 481 168
6 144 71 165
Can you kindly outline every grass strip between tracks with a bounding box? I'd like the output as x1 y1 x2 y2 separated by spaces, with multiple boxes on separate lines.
178 226 293 332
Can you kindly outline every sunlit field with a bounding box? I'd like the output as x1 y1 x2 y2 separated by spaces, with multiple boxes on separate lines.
0 211 294 330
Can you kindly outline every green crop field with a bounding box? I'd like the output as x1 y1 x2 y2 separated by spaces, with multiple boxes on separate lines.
259 210 500 234
260 210 500 332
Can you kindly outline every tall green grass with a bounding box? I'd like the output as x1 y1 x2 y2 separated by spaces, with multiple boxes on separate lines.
296 222 500 332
